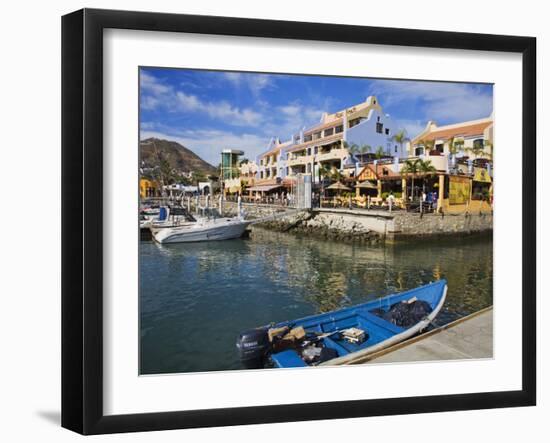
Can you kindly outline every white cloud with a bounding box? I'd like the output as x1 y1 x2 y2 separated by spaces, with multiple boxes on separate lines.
204 101 262 126
368 80 493 124
141 73 262 127
270 102 325 139
223 72 274 95
393 119 427 140
140 72 171 95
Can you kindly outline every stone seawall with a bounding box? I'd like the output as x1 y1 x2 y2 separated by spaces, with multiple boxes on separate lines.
261 211 381 244
221 201 291 219
388 211 493 238
219 202 492 242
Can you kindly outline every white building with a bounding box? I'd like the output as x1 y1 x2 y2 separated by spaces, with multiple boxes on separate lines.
248 96 407 190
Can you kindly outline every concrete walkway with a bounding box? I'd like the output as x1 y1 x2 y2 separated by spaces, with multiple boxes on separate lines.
363 307 493 364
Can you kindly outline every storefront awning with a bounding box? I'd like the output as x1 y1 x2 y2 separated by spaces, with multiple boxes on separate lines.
473 168 492 183
247 184 283 192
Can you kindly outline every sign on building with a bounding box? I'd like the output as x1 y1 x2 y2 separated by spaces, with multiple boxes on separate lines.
449 175 471 205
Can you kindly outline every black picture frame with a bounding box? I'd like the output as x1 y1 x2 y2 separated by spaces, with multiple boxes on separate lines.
62 8 537 435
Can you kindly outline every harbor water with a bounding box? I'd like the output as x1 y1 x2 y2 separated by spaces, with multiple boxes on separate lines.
140 229 493 374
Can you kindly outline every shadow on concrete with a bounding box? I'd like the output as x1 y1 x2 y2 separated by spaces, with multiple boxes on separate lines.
36 410 61 426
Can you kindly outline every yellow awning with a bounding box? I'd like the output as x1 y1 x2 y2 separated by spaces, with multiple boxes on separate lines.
473 168 492 183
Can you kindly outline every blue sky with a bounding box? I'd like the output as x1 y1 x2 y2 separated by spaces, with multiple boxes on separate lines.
140 67 493 166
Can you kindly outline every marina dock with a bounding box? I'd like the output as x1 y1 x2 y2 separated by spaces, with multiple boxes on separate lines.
350 306 493 365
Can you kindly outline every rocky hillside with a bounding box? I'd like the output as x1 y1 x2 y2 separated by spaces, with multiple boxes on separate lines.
140 138 217 176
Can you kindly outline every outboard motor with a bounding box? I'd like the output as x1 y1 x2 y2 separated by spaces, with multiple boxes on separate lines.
236 327 271 369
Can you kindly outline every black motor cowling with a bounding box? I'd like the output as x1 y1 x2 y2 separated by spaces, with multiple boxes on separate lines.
236 327 271 369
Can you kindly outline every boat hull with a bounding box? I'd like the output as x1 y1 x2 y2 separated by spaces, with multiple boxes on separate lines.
153 219 251 244
250 280 448 369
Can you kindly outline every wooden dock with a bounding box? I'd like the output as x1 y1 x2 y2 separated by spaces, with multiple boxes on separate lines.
350 306 493 365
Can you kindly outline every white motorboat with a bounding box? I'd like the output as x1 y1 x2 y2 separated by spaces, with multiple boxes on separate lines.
142 206 200 230
152 217 251 244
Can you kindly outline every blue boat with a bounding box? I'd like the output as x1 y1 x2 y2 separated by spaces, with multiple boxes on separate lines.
236 280 447 369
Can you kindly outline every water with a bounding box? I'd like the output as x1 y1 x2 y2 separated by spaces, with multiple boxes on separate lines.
140 229 493 374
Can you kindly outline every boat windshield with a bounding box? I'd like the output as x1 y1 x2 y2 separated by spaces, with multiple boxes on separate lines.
169 206 197 222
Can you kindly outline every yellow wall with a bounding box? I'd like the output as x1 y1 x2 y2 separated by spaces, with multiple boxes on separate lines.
140 178 158 198
441 198 492 214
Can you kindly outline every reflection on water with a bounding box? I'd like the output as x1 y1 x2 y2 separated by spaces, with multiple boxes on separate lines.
140 228 492 374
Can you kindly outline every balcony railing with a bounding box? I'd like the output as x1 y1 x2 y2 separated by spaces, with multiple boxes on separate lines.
316 148 346 162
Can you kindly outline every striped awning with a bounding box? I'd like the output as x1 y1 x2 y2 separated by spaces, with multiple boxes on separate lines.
247 184 283 192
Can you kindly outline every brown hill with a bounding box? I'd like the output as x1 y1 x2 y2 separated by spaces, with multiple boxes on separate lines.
140 138 217 176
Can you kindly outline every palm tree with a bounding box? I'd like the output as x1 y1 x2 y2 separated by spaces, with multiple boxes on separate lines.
417 159 437 193
400 159 419 200
318 163 333 207
319 163 332 182
375 146 385 159
343 141 372 163
359 144 372 162
392 129 409 156
330 167 343 183
401 158 436 199
344 141 360 159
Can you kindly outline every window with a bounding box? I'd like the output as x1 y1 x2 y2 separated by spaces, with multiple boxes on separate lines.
307 163 311 173
313 131 322 140
376 122 383 134
472 182 491 201
307 147 311 156
473 139 485 150
385 128 390 135
435 143 444 153
395 145 398 153
304 134 312 142
260 171 264 179
324 127 334 137
314 146 318 154
415 147 424 156
335 125 343 134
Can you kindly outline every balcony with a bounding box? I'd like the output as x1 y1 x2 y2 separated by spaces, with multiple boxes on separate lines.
316 148 347 162
288 155 312 167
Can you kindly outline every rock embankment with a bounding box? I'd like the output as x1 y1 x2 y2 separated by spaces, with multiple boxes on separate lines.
256 211 381 244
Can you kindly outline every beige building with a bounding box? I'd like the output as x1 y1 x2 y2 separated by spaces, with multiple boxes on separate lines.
281 96 403 183
410 116 493 159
